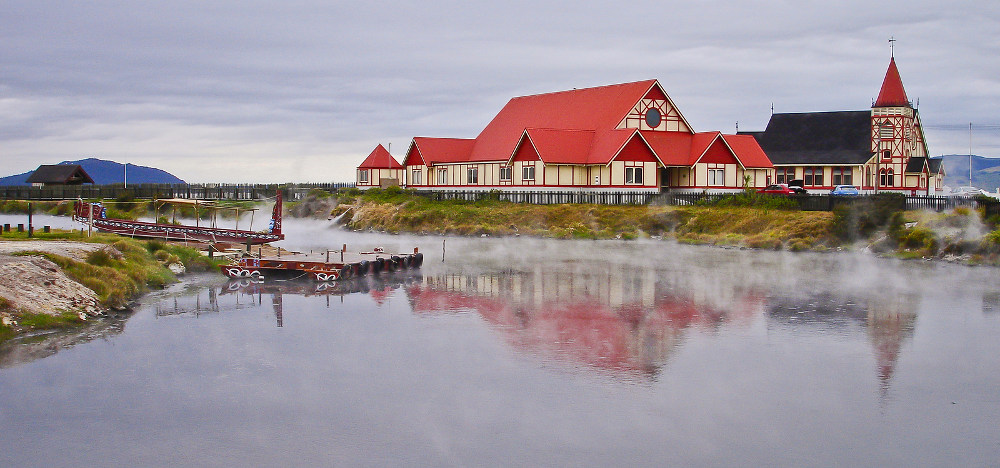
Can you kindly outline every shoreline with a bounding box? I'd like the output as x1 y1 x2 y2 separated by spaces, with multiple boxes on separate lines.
0 234 227 343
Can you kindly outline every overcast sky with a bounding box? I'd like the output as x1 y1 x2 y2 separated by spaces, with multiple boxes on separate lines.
2 1 998 183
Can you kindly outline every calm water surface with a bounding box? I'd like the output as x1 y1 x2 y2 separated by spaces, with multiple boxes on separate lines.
2 219 1000 466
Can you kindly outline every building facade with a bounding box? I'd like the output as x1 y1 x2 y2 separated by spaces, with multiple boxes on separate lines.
749 57 944 195
358 80 773 193
356 144 404 189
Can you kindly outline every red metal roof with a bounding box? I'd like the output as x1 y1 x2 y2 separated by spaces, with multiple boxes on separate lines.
521 128 595 165
874 57 909 107
357 144 403 169
470 80 660 162
640 131 713 166
514 128 662 166
394 79 774 170
406 137 476 166
639 131 772 168
721 134 774 168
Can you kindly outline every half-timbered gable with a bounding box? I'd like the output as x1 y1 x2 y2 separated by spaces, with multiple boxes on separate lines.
618 84 693 133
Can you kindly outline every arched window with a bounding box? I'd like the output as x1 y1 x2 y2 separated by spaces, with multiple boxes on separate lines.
880 168 894 187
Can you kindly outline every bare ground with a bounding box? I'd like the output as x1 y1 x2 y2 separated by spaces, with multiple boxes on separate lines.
0 241 107 320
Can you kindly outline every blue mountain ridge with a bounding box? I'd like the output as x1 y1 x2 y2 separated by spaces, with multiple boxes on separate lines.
0 158 185 185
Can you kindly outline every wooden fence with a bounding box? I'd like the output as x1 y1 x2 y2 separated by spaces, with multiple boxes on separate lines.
414 190 656 205
658 192 999 212
3 184 997 214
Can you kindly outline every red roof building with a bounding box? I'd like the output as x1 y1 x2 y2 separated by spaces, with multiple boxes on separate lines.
363 79 774 193
356 144 404 188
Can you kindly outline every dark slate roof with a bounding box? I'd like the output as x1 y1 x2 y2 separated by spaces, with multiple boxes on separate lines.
927 157 943 175
905 156 926 173
753 111 874 165
25 164 95 184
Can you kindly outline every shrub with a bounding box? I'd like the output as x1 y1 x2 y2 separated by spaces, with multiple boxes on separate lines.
86 249 116 267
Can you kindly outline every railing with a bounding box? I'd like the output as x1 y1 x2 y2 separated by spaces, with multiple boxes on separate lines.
0 183 355 201
3 184 996 213
658 192 998 212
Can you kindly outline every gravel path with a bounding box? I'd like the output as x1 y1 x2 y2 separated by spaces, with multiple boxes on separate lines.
0 240 106 262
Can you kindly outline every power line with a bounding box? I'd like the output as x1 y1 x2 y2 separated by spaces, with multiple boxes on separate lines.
923 124 1000 130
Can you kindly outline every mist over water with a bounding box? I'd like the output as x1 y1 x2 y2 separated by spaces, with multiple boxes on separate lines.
2 218 1000 466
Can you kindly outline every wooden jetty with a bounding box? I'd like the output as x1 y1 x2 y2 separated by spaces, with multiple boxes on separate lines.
220 246 423 282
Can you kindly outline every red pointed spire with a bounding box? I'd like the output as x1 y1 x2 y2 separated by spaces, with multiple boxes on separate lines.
874 57 910 107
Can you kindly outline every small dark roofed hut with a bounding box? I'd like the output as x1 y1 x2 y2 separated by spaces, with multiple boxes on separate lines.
25 164 95 187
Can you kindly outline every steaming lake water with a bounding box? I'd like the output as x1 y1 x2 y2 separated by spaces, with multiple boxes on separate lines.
2 218 1000 466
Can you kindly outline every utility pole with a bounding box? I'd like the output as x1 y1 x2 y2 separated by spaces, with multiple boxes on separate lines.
969 123 973 187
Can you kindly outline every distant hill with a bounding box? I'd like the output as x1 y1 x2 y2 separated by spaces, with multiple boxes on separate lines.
940 154 1000 191
0 158 185 186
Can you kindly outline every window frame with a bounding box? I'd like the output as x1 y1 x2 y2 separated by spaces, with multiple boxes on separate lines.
358 169 369 184
832 167 853 186
707 168 724 186
466 166 479 184
625 166 644 185
411 169 422 185
499 166 512 181
522 165 535 181
775 167 793 185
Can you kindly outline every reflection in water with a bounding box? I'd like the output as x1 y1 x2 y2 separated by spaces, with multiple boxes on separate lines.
405 266 768 379
0 312 131 369
207 273 423 327
767 291 917 398
5 229 1000 466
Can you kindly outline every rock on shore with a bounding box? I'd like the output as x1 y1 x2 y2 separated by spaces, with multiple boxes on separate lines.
0 241 107 321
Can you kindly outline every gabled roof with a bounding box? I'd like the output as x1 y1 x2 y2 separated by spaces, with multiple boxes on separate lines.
905 156 927 173
406 137 476 166
470 80 666 162
637 131 771 169
721 134 774 168
357 144 403 169
589 129 644 165
874 57 910 108
927 157 944 175
25 164 94 184
519 128 596 165
753 111 873 165
640 131 719 166
639 132 695 166
513 128 657 166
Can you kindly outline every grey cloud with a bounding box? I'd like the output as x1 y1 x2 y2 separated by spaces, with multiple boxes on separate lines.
1 0 997 182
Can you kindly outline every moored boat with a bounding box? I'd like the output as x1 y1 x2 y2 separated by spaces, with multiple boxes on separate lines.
74 192 284 245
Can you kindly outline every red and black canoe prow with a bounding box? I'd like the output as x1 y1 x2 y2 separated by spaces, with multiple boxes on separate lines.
74 191 284 245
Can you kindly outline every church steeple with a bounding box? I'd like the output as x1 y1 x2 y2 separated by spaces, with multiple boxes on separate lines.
874 57 910 108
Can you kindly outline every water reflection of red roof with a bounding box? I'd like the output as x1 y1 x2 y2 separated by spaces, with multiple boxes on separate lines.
405 282 762 376
369 287 393 306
